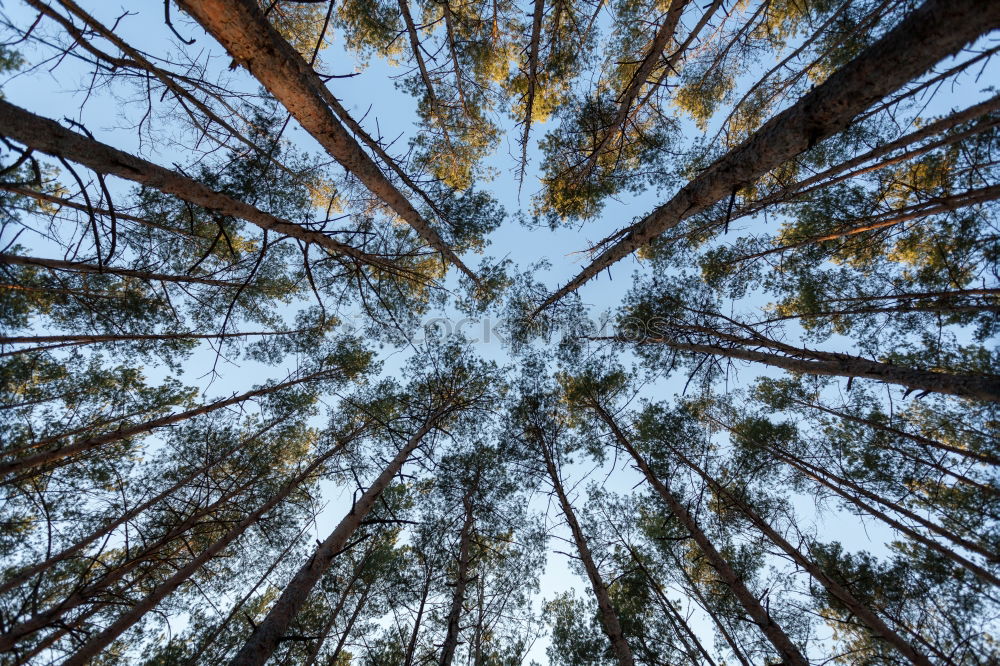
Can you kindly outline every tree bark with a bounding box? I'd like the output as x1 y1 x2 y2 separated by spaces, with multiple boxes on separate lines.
227 417 441 666
56 432 358 666
638 336 1000 402
0 418 288 596
0 253 247 288
588 403 808 666
174 0 478 283
440 485 477 666
0 368 342 478
0 467 267 652
0 100 397 273
538 0 1000 311
538 441 636 666
667 443 935 666
767 446 1000 587
581 0 689 175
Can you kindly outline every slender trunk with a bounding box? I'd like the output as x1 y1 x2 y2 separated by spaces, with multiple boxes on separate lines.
0 468 267 652
588 403 808 666
0 182 201 242
304 549 373 666
0 100 393 272
440 487 477 666
769 447 1000 587
404 564 433 666
787 396 1000 467
328 583 371 665
732 184 1000 263
779 449 996 561
0 253 247 288
670 550 752 666
538 0 1000 311
518 0 545 179
582 0 689 175
639 337 1000 402
618 539 718 666
57 433 357 666
0 418 287 596
667 443 935 666
228 417 441 666
538 441 636 666
1 328 309 357
188 520 316 666
174 0 477 283
0 368 336 478
397 0 441 113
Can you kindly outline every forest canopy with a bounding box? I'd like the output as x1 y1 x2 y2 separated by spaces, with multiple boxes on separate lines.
0 0 998 664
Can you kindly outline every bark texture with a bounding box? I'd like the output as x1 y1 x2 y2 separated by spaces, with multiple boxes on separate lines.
228 420 438 666
174 0 478 283
0 100 395 272
590 403 810 666
539 0 1000 311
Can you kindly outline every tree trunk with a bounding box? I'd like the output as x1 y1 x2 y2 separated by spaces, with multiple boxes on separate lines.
0 466 268 652
670 550 752 666
768 446 1000 587
667 443 935 666
646 337 1000 402
588 403 808 666
227 418 440 666
404 563 433 666
538 0 1000 311
582 0 689 175
174 0 478 283
440 486 477 666
56 432 358 666
786 396 1000 466
1 328 310 357
0 417 290 596
0 100 394 272
0 253 247 288
0 368 337 477
538 441 636 666
518 0 545 176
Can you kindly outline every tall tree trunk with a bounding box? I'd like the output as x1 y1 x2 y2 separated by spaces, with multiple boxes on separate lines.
538 441 636 666
666 442 936 666
581 0 689 175
0 465 269 652
0 368 338 477
518 0 545 181
0 253 247 288
303 544 374 666
228 416 442 666
327 583 372 665
1 328 311 357
670 550 752 666
0 417 292 596
785 395 1000 467
538 0 1000 311
174 0 478 283
404 562 433 666
766 446 1000 587
640 336 1000 402
616 538 718 666
587 403 808 666
440 485 477 666
56 432 359 666
0 100 396 273
187 520 316 666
